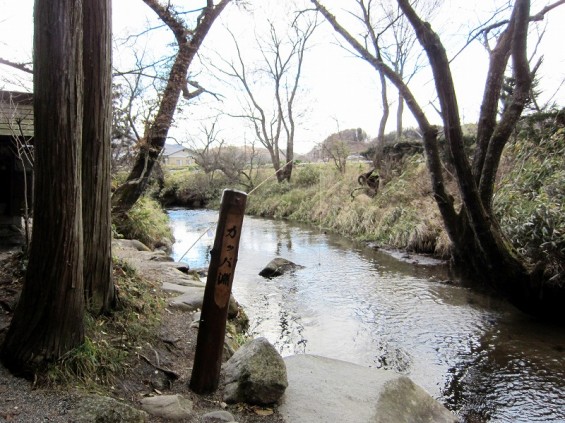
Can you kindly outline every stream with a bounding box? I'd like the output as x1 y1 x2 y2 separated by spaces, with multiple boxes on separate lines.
169 208 565 422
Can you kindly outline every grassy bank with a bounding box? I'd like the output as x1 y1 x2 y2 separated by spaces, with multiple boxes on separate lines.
245 157 452 257
154 116 563 270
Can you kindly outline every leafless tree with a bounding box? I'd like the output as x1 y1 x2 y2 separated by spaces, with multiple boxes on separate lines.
311 0 565 321
187 119 225 178
333 0 432 165
112 0 231 216
185 120 263 189
217 12 318 182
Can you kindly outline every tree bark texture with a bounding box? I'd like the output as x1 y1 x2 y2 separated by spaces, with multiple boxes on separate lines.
112 0 231 215
82 0 115 314
1 0 85 373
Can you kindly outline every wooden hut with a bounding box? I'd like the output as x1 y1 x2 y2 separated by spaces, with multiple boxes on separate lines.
0 90 34 244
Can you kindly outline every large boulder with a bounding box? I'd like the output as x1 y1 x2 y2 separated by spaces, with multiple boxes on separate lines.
223 337 288 405
278 355 458 423
259 257 304 278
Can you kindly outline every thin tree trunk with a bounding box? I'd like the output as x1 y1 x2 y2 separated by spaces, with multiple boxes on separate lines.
396 92 404 141
82 0 115 314
377 68 389 146
2 0 85 374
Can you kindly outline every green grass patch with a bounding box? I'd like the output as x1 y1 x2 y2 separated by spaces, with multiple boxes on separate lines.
113 196 173 249
495 125 565 275
46 258 165 388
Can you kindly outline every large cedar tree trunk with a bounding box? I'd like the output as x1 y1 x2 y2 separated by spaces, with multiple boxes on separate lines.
82 0 115 314
1 0 85 374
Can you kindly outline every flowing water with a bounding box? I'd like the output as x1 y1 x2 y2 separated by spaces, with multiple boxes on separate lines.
169 208 565 422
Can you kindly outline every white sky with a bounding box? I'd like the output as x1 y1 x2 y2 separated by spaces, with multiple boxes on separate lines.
1 0 564 154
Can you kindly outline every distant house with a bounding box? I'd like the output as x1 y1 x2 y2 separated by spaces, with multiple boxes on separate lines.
0 90 34 244
162 143 194 167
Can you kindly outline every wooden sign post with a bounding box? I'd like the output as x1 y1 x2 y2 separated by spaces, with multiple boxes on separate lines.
189 189 247 394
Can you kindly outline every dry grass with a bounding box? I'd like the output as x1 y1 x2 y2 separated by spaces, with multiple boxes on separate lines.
247 157 449 255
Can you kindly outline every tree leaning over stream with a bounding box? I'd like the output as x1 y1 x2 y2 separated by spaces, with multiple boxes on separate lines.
111 0 231 216
311 0 565 321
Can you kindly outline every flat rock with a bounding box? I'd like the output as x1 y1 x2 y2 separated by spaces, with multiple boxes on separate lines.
278 355 457 423
113 239 151 252
139 394 193 420
162 281 204 293
71 395 148 423
161 261 190 273
168 287 205 311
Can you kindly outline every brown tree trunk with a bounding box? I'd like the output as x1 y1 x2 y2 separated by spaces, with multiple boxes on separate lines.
1 0 85 374
398 0 565 320
112 0 230 215
82 0 115 314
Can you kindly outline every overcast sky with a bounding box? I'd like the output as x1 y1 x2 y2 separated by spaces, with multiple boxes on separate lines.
1 0 564 153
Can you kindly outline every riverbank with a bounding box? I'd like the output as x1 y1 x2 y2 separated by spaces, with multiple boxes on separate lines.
1 240 460 422
159 120 563 278
0 242 284 422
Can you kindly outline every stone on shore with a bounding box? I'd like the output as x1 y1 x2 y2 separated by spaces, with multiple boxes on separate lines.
259 257 304 278
71 395 148 423
113 238 151 252
223 337 288 405
168 287 205 311
139 394 193 420
278 355 458 423
201 410 236 422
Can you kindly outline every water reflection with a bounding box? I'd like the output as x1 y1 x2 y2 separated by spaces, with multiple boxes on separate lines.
169 209 565 422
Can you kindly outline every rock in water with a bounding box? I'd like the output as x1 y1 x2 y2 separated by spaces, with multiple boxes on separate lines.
223 337 288 405
259 257 304 278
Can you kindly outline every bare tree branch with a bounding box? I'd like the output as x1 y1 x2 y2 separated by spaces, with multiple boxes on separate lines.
0 58 33 74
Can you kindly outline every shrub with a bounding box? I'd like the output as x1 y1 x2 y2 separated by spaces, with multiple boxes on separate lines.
160 169 233 207
46 258 164 387
293 164 321 187
495 126 565 275
113 196 173 249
